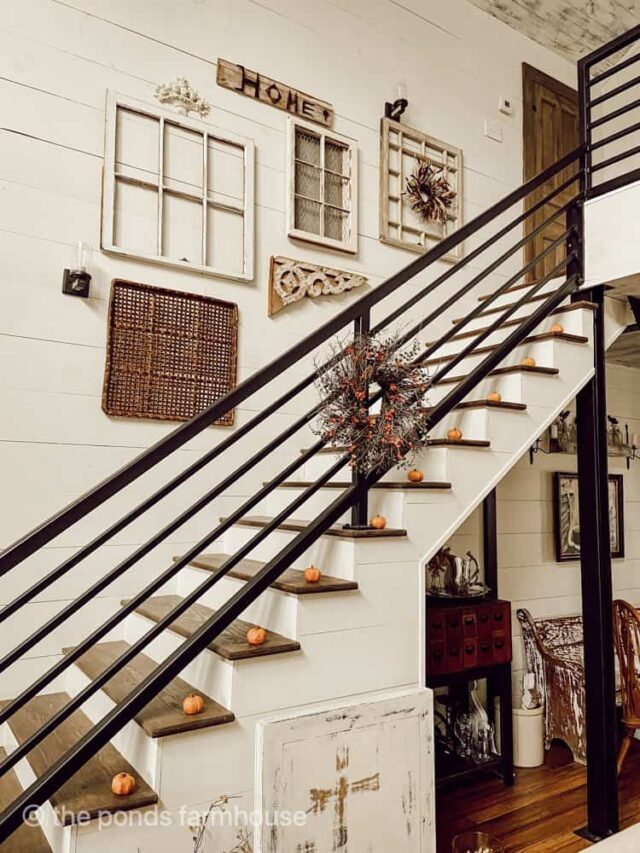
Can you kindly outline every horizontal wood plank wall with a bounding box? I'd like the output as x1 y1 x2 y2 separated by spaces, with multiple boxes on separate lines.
0 0 576 692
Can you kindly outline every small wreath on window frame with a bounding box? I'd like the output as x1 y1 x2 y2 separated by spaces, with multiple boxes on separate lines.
404 161 456 225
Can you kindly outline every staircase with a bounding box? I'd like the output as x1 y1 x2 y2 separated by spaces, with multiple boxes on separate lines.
1 24 639 853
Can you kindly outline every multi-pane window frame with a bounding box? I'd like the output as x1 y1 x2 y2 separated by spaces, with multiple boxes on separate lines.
101 91 255 282
286 117 359 254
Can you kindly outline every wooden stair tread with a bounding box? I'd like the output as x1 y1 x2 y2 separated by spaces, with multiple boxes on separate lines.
436 364 560 386
454 399 526 410
426 438 491 448
270 480 452 490
454 290 556 323
478 278 557 301
182 553 358 595
1 693 158 825
126 594 301 660
422 332 589 367
0 747 51 852
434 301 597 344
225 514 407 538
63 641 234 737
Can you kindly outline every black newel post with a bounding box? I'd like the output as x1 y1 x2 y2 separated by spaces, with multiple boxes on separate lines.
350 309 371 528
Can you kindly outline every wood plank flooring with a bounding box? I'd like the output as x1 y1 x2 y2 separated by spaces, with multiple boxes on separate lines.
437 743 640 852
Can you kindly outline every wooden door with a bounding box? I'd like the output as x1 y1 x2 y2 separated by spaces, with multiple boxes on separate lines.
523 64 578 282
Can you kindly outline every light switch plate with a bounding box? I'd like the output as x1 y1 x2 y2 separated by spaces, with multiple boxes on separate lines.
484 119 503 143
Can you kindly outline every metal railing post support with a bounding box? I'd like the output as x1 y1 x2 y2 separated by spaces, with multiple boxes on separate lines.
349 309 371 529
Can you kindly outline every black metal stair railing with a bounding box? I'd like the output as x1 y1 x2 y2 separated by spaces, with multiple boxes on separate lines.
4 21 640 833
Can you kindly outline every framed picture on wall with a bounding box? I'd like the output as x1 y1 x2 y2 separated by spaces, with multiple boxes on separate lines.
553 472 625 562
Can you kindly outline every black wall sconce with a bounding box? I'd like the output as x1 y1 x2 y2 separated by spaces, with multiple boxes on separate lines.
62 241 92 297
385 80 408 121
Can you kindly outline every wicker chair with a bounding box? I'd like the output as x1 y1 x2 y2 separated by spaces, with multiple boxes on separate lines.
517 608 587 763
613 599 640 774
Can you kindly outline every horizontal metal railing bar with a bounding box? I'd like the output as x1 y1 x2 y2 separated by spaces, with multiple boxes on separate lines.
0 437 336 731
590 118 640 152
0 454 350 779
589 96 640 130
389 202 578 351
591 144 640 173
0 146 585 576
590 72 640 108
426 252 575 385
372 174 580 337
587 166 640 199
586 28 640 86
0 274 582 840
0 406 329 674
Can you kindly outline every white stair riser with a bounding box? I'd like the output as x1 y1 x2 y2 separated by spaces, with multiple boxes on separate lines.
477 277 563 310
426 338 563 383
455 295 572 334
302 445 451 482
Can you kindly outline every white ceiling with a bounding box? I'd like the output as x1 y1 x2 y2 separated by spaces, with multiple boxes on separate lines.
466 0 638 63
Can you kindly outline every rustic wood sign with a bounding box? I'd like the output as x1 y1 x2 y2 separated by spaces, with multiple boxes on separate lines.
217 59 334 127
268 256 367 316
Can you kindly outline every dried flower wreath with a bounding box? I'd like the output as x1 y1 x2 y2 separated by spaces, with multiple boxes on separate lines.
404 161 456 225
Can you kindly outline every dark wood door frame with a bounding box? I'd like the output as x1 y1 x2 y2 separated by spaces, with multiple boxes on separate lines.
523 63 579 182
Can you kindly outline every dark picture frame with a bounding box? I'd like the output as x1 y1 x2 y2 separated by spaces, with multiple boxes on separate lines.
553 472 625 562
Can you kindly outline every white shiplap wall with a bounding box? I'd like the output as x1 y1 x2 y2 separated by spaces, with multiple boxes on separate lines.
0 0 577 688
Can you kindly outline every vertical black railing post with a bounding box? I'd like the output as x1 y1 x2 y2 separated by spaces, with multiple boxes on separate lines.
578 55 593 199
482 488 498 593
349 309 371 528
575 284 619 842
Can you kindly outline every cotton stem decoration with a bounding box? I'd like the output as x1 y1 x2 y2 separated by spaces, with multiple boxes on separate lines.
154 77 211 117
404 161 456 225
314 332 431 474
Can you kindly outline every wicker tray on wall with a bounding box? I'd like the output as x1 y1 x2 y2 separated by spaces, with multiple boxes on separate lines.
102 279 239 426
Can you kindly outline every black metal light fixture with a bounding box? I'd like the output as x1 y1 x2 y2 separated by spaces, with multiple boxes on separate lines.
385 80 408 121
62 241 92 298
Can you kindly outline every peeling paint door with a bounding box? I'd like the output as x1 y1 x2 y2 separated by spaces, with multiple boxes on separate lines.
523 63 579 282
255 689 435 853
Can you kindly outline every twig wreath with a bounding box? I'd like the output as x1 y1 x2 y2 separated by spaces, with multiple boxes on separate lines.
404 161 456 225
314 332 431 474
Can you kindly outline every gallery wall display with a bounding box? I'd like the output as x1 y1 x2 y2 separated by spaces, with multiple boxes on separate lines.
268 255 367 315
101 91 255 282
553 471 625 562
379 117 463 261
216 59 334 127
287 117 359 254
102 280 239 426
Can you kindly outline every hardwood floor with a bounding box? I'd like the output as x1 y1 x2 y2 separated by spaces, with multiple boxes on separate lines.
437 743 640 852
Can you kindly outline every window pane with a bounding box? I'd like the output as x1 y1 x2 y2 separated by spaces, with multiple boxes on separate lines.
114 179 158 254
295 162 321 201
162 192 203 265
116 108 159 183
325 139 349 175
206 206 244 275
163 123 204 197
207 138 245 206
324 206 349 242
295 197 321 234
295 128 321 165
324 172 349 209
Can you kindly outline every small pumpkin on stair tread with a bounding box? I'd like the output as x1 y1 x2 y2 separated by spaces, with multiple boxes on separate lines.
183 693 205 716
304 566 322 583
370 515 387 530
111 772 136 797
447 427 463 442
487 391 502 403
551 323 565 335
246 626 267 646
407 469 424 483
521 356 537 367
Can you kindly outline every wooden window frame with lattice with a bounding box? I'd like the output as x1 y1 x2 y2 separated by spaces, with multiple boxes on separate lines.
286 117 359 254
101 91 255 281
379 117 463 262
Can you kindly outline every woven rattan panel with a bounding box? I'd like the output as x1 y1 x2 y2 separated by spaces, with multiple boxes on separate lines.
102 280 238 426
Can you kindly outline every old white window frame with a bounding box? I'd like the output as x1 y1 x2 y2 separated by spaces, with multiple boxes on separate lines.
379 117 463 262
101 91 255 281
286 117 359 254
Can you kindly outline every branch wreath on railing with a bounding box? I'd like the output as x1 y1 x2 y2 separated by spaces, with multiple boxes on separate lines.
314 331 431 473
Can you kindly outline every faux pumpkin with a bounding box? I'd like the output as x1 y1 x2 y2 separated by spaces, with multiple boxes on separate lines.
487 391 502 403
370 514 387 530
447 427 463 442
304 565 322 583
551 323 565 335
407 468 424 483
183 693 205 716
111 772 136 797
521 356 537 367
246 626 267 646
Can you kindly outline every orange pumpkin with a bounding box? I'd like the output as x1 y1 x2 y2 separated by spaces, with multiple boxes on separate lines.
551 323 565 335
522 356 537 367
247 626 267 646
447 427 463 442
183 693 205 716
407 469 424 483
487 391 502 403
370 515 387 530
304 566 322 583
111 772 136 797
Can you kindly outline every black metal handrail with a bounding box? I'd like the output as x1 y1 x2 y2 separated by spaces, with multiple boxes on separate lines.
17 19 640 832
